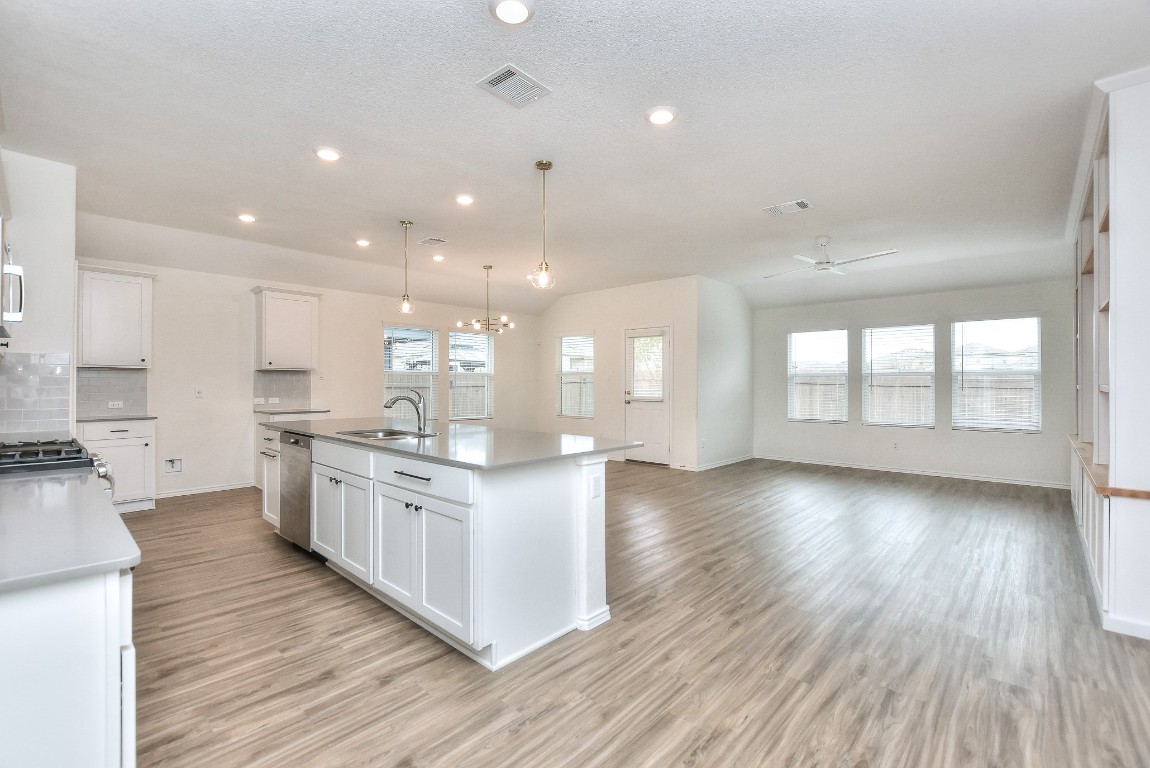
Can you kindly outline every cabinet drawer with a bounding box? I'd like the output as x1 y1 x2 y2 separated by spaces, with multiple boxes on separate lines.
313 439 372 478
374 453 472 504
80 419 156 441
256 426 280 452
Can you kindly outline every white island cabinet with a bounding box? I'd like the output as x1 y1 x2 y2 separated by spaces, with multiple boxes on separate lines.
265 417 637 670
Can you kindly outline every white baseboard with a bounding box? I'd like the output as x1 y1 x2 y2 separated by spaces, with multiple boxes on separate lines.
686 454 754 472
754 454 1070 490
155 482 255 499
576 606 612 630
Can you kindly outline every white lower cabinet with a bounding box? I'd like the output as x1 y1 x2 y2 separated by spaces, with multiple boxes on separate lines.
260 448 281 527
80 420 156 512
311 462 372 583
374 482 473 645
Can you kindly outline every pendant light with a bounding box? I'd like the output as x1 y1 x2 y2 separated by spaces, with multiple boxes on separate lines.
398 220 415 314
528 160 555 289
457 265 514 333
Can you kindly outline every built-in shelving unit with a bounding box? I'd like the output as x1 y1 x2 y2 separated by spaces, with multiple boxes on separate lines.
1069 76 1150 641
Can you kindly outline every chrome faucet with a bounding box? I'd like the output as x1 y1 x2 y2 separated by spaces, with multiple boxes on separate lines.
384 389 428 434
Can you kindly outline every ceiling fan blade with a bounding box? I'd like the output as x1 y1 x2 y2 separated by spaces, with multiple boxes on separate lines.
835 249 898 266
828 268 846 275
762 265 815 279
792 255 817 264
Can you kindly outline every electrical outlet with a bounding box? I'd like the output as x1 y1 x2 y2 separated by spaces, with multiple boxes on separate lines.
194 387 205 399
253 397 266 405
164 458 183 474
269 397 280 404
108 401 123 409
592 476 602 499
893 441 899 450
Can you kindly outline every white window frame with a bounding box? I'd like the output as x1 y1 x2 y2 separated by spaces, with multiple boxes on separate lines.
449 331 494 420
787 329 848 423
383 325 439 420
862 324 935 428
558 334 595 418
952 316 1041 432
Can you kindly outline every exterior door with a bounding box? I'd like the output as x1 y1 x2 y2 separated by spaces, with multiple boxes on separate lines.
625 327 670 464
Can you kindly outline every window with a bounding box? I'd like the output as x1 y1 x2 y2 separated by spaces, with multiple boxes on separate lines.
449 331 493 419
558 335 594 417
384 326 438 419
952 317 1041 432
787 330 848 422
863 324 935 427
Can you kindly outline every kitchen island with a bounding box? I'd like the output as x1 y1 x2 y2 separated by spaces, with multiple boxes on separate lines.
0 468 140 766
262 416 638 670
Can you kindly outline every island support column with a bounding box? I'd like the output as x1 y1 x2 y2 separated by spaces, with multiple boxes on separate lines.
574 454 611 629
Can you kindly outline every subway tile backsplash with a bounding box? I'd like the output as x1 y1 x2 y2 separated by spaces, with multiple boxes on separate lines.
0 352 71 436
254 370 311 409
76 367 149 419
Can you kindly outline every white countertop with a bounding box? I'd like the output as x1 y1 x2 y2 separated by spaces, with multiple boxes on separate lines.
0 468 141 593
261 417 640 471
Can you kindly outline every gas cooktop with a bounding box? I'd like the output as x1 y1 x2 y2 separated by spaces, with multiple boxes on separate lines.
0 438 94 475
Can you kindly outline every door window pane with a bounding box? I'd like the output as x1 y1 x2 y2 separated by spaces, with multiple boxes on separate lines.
630 335 664 400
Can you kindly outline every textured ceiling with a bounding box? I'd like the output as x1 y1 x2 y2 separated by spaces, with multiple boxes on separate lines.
2 0 1150 314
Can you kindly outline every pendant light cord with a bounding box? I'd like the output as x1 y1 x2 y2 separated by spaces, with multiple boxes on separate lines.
540 165 547 268
402 221 411 295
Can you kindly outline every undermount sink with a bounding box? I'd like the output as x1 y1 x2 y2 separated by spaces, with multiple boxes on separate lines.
337 428 437 440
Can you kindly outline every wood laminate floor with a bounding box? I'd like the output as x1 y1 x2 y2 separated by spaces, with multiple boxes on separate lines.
125 460 1150 767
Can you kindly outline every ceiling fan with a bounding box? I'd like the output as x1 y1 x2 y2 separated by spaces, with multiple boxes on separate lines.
764 236 897 278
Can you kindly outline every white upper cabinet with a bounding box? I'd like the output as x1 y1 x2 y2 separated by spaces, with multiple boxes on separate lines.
254 288 319 370
79 270 153 367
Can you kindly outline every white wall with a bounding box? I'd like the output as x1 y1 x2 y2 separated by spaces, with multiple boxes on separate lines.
754 280 1076 487
697 278 754 469
535 276 702 469
0 150 76 354
79 256 539 497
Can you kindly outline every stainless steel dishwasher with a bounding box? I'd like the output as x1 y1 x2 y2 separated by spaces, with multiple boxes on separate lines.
278 431 313 550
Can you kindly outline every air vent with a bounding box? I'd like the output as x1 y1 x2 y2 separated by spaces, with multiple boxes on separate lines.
418 237 447 247
477 64 552 107
764 199 812 215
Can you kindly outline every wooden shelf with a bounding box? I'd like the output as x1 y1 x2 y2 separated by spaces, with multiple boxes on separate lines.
1082 249 1094 275
1098 207 1110 233
1069 435 1150 500
1100 300 1110 312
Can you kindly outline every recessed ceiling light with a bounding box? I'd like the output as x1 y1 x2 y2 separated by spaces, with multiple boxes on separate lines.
315 146 341 162
489 0 534 24
646 106 678 125
456 194 474 206
238 213 256 223
355 239 371 247
432 254 445 262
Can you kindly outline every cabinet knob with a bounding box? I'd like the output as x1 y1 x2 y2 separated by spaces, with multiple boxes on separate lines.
141 358 146 363
404 502 414 509
414 505 423 512
144 442 149 447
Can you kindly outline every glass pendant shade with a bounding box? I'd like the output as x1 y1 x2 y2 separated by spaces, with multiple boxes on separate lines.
529 261 554 289
398 295 414 314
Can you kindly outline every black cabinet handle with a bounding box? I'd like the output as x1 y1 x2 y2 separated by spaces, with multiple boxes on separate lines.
260 451 277 459
414 505 423 512
404 502 414 509
110 429 129 433
394 470 431 482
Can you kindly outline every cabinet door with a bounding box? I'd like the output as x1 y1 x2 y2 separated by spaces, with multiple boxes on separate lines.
339 473 372 583
261 293 317 370
311 464 340 560
419 498 473 644
80 272 152 367
260 450 281 526
93 439 151 503
373 483 418 608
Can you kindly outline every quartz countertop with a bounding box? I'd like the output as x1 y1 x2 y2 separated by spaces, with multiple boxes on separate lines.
261 416 640 471
76 415 157 422
0 468 141 594
253 408 331 415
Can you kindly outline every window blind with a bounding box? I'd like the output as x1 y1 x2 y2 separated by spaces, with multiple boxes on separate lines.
787 330 848 422
558 335 594 418
863 324 935 427
449 331 494 419
384 326 438 419
952 317 1041 432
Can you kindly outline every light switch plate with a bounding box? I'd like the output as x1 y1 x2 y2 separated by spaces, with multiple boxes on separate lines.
253 397 266 405
269 397 280 404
